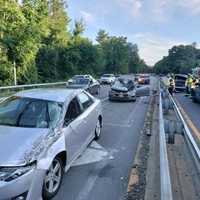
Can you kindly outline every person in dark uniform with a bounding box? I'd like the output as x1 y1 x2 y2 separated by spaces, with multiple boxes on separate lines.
168 78 175 96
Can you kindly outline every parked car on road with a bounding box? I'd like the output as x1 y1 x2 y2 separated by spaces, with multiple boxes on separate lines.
174 74 187 92
0 88 102 200
138 74 150 85
109 78 136 101
100 74 115 84
191 83 200 103
67 77 100 95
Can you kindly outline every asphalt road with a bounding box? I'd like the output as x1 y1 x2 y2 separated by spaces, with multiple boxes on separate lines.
175 93 200 131
175 93 200 145
53 77 151 200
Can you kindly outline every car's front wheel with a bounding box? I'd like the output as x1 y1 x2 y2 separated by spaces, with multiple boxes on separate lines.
43 157 64 200
95 119 102 140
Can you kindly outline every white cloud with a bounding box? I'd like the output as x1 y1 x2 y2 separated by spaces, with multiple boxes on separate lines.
131 33 187 66
117 0 143 17
177 0 200 15
80 11 95 24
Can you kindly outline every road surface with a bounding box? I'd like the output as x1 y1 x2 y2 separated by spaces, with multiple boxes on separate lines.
175 93 200 146
53 81 151 200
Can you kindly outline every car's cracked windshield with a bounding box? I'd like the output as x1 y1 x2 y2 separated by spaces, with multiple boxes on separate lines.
0 97 62 128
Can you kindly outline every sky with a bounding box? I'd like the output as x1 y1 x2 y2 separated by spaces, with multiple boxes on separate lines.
68 0 200 66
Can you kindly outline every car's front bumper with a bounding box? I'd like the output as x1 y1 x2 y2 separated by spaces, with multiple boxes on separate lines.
0 169 35 200
109 94 136 101
100 79 112 84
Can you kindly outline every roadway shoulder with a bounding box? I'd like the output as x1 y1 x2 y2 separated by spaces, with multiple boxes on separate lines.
126 88 158 200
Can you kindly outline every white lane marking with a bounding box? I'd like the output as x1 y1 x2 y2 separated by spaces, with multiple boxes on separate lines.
127 97 142 124
103 122 131 128
72 141 113 167
101 97 108 102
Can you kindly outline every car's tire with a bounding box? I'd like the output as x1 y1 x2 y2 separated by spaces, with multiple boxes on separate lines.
42 157 64 200
132 97 136 102
94 119 102 140
192 96 198 103
96 87 100 95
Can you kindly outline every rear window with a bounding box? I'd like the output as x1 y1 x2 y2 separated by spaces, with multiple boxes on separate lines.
175 76 187 81
102 74 113 77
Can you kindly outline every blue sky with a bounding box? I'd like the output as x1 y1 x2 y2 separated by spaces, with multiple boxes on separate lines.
68 0 200 66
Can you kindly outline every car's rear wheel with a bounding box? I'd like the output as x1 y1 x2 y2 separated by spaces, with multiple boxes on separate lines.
95 119 102 140
43 157 64 200
96 87 100 95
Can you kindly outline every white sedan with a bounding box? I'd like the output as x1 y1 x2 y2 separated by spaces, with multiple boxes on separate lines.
0 88 102 200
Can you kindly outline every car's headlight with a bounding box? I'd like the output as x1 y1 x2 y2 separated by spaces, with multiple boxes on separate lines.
0 163 36 182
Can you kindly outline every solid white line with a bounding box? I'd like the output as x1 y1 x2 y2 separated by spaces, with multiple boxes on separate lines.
103 122 131 128
127 97 142 124
101 97 108 102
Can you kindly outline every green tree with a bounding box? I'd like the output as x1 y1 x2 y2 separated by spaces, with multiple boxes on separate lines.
72 19 85 41
96 29 109 44
47 0 70 46
154 44 200 74
0 0 49 84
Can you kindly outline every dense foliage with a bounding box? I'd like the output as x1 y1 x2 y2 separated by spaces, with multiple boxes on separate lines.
154 44 200 74
0 0 147 86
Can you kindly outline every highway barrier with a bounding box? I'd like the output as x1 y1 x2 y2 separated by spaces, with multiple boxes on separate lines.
159 84 173 200
0 81 67 99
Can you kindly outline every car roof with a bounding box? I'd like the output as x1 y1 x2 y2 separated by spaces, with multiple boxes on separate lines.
16 88 82 103
102 74 114 76
175 74 187 78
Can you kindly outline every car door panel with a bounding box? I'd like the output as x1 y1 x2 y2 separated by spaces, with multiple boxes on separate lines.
62 97 88 164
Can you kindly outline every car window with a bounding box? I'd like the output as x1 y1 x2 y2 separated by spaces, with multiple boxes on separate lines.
48 102 62 127
64 97 82 125
0 97 50 128
73 78 90 85
77 92 93 110
18 101 48 128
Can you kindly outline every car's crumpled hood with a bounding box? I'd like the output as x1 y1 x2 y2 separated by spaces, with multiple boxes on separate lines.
101 77 111 80
0 126 50 166
111 86 128 92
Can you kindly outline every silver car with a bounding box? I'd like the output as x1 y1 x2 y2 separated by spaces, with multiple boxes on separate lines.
109 78 136 101
0 88 102 200
67 77 100 95
100 74 115 84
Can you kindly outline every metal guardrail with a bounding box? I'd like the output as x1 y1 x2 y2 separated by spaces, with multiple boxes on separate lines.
160 79 200 172
159 85 173 200
0 82 67 90
0 81 67 98
168 91 200 172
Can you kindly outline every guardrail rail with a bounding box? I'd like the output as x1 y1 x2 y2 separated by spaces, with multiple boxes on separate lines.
0 81 67 99
159 84 173 200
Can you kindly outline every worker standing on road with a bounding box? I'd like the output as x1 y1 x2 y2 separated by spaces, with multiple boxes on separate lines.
185 74 193 95
168 78 175 96
190 77 199 98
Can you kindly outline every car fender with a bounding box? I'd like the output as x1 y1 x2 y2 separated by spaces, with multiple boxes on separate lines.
37 133 66 170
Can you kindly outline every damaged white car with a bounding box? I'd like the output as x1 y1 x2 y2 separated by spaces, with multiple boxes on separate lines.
0 88 102 200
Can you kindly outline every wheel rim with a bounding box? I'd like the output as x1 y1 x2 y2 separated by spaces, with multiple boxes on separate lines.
44 159 62 194
96 120 101 137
